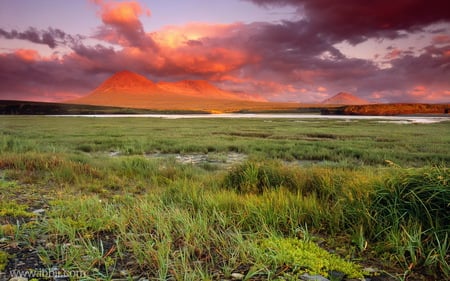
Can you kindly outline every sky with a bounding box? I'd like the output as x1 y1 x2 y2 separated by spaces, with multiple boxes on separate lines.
0 0 449 103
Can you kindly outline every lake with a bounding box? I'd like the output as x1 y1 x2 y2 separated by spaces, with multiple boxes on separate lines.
49 113 449 124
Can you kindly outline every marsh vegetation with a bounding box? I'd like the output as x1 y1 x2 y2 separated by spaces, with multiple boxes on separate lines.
0 116 448 280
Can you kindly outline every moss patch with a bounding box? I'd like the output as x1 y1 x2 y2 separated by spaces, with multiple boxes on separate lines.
0 250 9 271
261 237 364 279
0 201 35 218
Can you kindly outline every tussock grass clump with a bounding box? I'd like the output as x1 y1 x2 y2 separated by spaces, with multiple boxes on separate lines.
0 153 102 181
371 165 449 234
367 166 450 276
223 161 377 202
223 161 297 194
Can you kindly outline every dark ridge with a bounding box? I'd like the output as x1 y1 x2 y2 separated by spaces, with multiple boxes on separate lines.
321 103 450 116
0 100 208 115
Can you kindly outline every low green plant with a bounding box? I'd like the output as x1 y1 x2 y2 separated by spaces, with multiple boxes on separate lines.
0 250 8 271
0 201 35 218
260 237 364 279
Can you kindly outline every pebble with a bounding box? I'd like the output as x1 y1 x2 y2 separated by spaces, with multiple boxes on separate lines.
363 267 380 274
300 273 330 281
32 209 46 215
231 272 245 280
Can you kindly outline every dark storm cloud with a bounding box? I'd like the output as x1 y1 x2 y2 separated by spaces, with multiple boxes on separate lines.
246 0 450 43
0 49 105 101
0 27 83 49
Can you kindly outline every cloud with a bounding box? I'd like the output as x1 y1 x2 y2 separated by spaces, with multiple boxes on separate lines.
246 0 450 43
0 27 81 49
0 49 105 101
1 0 449 103
13 49 41 61
384 48 403 60
92 0 155 48
432 34 450 45
146 23 260 77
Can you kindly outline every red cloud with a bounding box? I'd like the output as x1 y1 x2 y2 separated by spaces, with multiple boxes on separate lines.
384 48 403 60
92 0 153 48
432 34 450 45
101 1 147 29
14 49 40 61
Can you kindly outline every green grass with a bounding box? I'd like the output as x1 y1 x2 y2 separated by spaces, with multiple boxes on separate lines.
366 166 450 275
0 116 449 165
0 116 449 280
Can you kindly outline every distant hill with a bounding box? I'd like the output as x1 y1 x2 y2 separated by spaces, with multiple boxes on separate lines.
69 71 270 112
321 92 370 105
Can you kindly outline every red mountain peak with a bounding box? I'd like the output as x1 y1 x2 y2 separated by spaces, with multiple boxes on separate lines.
322 92 370 105
94 70 158 94
157 79 240 99
69 71 268 110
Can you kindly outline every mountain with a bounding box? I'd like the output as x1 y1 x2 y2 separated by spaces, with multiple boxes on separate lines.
157 80 249 101
69 71 269 111
321 92 370 105
92 70 161 94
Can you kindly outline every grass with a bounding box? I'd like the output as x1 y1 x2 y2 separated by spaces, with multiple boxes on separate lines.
365 166 450 275
0 116 449 280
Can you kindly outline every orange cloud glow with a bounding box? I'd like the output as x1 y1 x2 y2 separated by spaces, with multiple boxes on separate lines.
411 85 427 96
100 1 148 27
164 47 254 74
152 23 237 48
384 48 402 60
14 49 40 61
432 34 450 45
317 86 327 92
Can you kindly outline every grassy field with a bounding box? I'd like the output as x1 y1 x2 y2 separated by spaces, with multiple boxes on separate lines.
0 116 449 281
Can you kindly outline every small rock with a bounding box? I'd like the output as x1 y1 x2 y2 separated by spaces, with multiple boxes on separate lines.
9 278 28 281
363 267 379 274
32 208 46 215
300 273 330 281
231 272 245 280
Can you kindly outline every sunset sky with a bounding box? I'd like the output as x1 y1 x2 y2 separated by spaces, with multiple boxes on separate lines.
1 0 449 103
